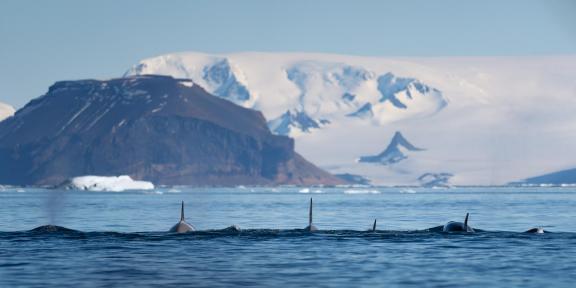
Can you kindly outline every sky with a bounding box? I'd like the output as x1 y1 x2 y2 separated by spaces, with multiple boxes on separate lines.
0 0 575 108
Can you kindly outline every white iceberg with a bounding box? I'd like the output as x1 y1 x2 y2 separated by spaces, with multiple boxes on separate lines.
343 189 381 194
66 175 154 192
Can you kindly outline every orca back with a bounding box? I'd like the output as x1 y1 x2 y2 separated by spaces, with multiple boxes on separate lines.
169 221 195 233
169 201 196 233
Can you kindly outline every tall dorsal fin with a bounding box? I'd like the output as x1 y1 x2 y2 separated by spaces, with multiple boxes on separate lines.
464 213 469 229
309 198 313 227
180 201 185 221
372 219 377 232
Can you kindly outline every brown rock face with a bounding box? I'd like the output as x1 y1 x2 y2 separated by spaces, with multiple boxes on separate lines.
0 75 344 186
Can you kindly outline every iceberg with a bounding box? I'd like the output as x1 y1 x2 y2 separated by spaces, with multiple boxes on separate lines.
65 175 154 192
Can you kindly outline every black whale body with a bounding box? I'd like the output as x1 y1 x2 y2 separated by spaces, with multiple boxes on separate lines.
29 225 79 233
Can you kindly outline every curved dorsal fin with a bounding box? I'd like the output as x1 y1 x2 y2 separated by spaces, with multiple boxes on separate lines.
309 198 313 227
372 219 377 232
464 213 469 229
180 201 185 221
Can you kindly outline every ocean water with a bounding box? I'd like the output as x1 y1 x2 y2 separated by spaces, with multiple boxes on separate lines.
1 186 576 287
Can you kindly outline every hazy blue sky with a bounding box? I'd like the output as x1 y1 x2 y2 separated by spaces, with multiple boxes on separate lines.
1 0 575 108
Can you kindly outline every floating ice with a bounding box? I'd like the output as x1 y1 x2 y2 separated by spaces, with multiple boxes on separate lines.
343 189 381 194
66 175 154 192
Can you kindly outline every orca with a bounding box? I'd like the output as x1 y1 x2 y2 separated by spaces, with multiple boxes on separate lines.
371 219 377 232
169 201 195 233
221 225 241 232
442 213 475 232
525 227 546 234
29 225 78 233
304 198 318 232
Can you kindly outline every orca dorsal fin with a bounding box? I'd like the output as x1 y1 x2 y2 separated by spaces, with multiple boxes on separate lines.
464 213 469 229
372 219 377 232
309 198 313 227
180 201 185 221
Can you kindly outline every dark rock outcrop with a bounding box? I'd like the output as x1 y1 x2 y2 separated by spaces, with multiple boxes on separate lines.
334 173 371 185
418 173 453 187
521 168 576 185
358 131 424 165
0 75 343 186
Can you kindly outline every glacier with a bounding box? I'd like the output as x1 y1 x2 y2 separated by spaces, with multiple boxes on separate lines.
126 52 576 186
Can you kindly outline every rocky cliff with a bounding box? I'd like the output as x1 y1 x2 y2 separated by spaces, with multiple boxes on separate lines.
0 75 343 186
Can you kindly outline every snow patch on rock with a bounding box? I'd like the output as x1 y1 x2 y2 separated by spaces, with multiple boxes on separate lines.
0 102 15 122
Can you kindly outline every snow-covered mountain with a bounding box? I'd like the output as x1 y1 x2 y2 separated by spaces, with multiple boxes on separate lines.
126 52 576 185
126 53 447 136
0 102 15 122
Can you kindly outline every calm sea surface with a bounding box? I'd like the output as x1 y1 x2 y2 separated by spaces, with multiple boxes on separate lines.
1 186 576 287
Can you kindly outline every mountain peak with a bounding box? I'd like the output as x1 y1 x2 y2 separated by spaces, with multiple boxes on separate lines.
390 131 423 152
267 110 329 136
358 131 424 165
377 72 446 111
347 103 373 119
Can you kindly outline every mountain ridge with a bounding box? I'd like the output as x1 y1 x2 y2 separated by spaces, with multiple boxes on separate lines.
126 52 448 137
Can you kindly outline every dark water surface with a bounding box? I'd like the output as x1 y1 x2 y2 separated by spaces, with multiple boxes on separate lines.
1 187 576 287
